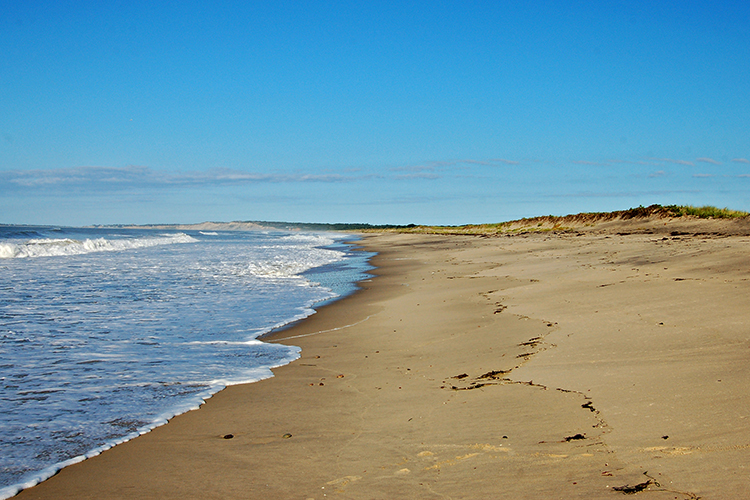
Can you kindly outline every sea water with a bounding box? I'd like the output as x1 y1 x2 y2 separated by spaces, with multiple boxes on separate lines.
0 226 373 498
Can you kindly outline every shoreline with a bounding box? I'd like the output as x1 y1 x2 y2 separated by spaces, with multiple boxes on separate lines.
1 234 372 500
16 222 750 498
12 234 408 500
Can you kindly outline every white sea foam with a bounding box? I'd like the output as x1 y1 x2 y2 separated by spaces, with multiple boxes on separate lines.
0 233 197 259
198 236 344 280
281 232 336 246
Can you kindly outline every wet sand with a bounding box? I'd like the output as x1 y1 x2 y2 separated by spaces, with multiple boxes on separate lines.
16 217 750 499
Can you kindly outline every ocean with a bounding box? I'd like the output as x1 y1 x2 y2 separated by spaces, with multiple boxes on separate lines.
0 226 373 498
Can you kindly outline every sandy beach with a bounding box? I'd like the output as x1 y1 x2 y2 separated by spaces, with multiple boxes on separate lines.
16 215 750 499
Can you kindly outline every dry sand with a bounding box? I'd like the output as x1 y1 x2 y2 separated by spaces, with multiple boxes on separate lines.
16 217 750 499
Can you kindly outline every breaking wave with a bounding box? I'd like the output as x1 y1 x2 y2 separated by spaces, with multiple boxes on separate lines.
0 233 198 259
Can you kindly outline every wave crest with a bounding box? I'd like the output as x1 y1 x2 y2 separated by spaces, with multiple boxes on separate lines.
0 233 198 259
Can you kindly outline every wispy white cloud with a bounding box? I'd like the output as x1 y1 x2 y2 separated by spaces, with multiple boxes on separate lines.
489 158 520 165
390 165 436 173
430 159 496 167
393 158 521 173
393 161 451 172
692 173 714 178
543 188 700 199
605 159 650 165
0 165 364 191
3 166 156 188
572 160 610 166
732 158 750 164
394 173 441 180
647 157 695 166
459 159 491 165
696 157 721 165
648 170 667 178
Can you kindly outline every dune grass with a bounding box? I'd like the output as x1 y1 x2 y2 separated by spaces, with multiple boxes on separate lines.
364 204 748 235
662 205 749 219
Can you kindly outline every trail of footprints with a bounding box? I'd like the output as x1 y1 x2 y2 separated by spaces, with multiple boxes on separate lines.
440 332 609 444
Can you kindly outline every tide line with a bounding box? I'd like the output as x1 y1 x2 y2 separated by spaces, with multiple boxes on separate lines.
268 315 374 342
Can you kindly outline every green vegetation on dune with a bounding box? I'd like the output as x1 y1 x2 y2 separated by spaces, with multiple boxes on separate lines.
362 204 748 235
661 205 749 219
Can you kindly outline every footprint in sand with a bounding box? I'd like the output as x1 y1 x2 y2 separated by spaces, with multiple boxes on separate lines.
326 475 362 486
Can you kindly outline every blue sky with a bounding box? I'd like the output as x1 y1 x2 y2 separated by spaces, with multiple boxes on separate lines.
1 1 749 226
